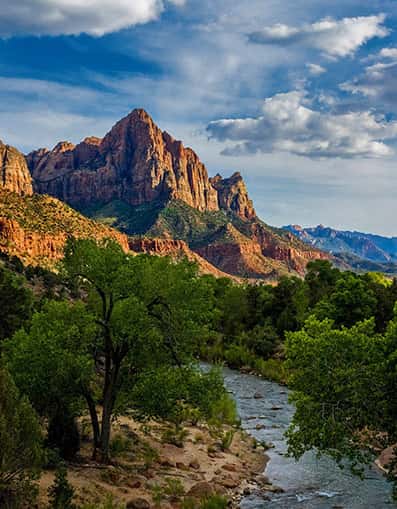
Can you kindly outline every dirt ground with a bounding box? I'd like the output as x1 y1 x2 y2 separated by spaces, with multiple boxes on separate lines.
38 415 268 508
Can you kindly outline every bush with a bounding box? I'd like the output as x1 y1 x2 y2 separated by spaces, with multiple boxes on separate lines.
48 467 76 509
109 434 131 457
132 366 235 427
208 393 238 428
254 358 286 384
182 495 228 509
0 368 43 508
163 477 185 498
219 429 235 451
200 496 229 509
161 426 189 448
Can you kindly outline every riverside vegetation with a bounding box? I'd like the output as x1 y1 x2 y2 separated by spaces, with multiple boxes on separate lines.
2 243 397 506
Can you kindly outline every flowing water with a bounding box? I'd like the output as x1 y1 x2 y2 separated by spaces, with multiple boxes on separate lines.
221 367 394 509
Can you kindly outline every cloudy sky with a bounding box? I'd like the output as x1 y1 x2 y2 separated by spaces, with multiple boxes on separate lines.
1 0 397 235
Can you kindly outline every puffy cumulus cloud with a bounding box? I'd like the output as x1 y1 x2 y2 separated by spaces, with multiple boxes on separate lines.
248 14 389 59
0 0 184 37
341 47 397 109
306 63 326 75
206 91 397 159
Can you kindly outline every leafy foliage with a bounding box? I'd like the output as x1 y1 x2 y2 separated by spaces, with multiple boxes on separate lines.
48 467 77 509
0 266 33 344
0 368 43 507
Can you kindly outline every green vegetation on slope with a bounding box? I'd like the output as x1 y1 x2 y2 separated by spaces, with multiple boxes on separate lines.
0 190 122 237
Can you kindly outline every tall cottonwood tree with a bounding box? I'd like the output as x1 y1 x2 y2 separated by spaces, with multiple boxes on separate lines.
62 238 211 462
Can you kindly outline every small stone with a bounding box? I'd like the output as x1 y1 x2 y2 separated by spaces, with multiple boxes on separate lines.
187 481 215 498
176 461 188 470
127 479 142 489
221 477 240 489
159 457 176 468
126 498 151 509
253 392 263 399
222 464 237 472
189 459 200 470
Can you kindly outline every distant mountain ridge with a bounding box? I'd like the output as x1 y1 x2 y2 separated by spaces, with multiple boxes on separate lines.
284 224 397 266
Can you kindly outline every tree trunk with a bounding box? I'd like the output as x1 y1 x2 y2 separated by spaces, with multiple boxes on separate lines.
84 390 100 460
98 361 120 463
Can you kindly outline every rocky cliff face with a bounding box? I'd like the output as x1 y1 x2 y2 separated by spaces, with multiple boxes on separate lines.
128 237 234 279
28 109 220 212
210 172 256 220
0 141 33 196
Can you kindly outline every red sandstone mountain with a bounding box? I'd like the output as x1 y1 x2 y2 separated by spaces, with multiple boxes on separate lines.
1 140 33 196
0 140 229 277
26 109 328 279
28 109 254 219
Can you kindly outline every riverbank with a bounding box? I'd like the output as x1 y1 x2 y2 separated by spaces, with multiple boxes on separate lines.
38 414 268 508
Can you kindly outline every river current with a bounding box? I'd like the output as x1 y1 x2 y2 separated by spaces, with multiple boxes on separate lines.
221 367 394 509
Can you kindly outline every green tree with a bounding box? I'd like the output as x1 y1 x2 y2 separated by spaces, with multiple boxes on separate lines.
61 239 211 463
6 300 96 460
272 276 308 336
0 266 33 344
0 367 43 507
304 260 340 307
285 316 388 475
314 273 377 328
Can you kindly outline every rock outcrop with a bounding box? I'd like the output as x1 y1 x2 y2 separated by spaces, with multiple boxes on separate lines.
128 237 235 279
0 141 33 196
210 172 256 220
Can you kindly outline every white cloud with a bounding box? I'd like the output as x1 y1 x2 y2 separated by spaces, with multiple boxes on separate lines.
248 14 389 59
306 63 326 75
379 47 397 59
341 47 397 110
206 91 397 159
0 0 184 37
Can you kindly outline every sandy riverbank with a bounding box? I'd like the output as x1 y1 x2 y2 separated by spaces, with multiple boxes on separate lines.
38 415 268 508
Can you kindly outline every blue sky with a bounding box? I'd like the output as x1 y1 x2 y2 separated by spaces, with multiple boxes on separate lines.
1 0 397 235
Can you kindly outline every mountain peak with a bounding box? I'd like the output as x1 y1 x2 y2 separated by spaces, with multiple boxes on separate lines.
211 172 256 220
0 141 33 196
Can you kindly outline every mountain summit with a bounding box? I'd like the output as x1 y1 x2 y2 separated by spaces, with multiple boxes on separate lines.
28 109 252 219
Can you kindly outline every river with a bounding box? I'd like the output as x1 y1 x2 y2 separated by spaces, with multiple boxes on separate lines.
221 367 394 508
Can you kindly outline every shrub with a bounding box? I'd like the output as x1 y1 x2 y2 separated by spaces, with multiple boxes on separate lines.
161 426 189 448
48 467 76 509
219 429 235 451
109 434 131 457
163 477 185 498
0 368 43 508
182 496 228 509
200 496 228 509
208 394 238 428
